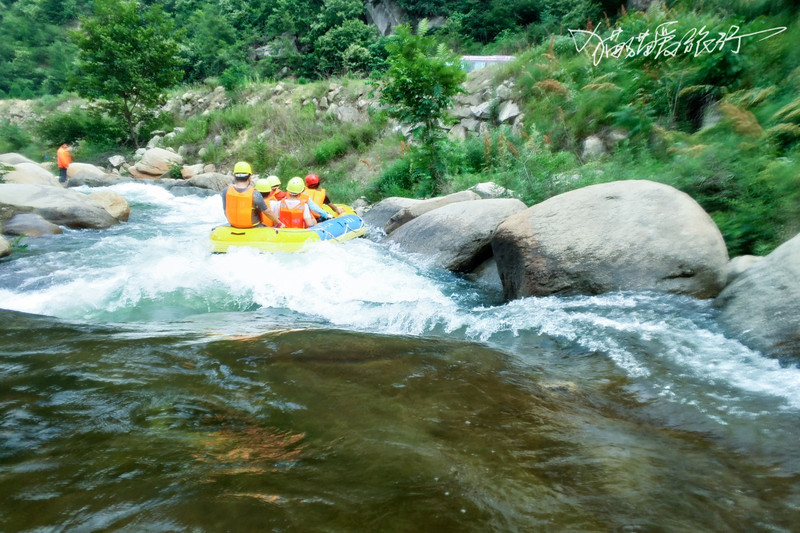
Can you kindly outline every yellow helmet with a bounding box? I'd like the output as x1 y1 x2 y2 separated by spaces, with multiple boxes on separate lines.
286 177 305 194
255 178 271 193
265 175 281 188
233 161 252 178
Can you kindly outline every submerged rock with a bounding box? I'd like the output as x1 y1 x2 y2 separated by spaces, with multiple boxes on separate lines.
715 233 800 363
492 180 729 300
2 213 63 236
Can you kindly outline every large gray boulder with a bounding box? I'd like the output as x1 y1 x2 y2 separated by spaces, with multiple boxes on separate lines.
2 213 63 236
384 190 481 234
0 235 10 258
3 162 60 186
0 153 35 166
67 162 107 179
132 147 183 178
387 198 527 272
715 233 800 362
362 197 422 230
492 180 729 299
0 183 119 229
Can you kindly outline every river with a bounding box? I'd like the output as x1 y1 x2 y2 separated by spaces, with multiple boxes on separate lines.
1 182 798 532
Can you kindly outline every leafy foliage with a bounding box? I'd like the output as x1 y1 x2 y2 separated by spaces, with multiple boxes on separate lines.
69 0 184 147
380 20 466 194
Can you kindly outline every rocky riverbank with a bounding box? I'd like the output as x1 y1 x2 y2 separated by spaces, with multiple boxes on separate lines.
1 150 797 363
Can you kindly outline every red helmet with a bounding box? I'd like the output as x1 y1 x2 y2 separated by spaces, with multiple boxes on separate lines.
305 174 320 188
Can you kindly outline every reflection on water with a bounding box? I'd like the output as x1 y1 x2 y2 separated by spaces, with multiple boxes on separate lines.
1 312 798 532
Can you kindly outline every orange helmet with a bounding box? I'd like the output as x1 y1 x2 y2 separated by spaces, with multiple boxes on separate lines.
305 174 320 188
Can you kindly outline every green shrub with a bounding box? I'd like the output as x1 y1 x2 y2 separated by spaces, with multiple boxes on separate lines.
314 135 349 164
0 120 32 153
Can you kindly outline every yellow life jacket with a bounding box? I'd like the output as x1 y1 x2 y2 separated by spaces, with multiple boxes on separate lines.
306 187 326 206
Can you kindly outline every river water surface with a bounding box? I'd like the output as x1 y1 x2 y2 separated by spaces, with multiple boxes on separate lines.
1 183 798 532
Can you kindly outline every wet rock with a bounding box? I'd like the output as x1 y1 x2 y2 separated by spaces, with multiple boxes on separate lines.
2 213 62 236
88 191 130 222
716 233 800 362
0 235 10 257
387 198 527 272
492 180 729 299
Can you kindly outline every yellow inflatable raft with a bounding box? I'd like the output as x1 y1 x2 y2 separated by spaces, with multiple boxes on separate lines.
210 205 366 253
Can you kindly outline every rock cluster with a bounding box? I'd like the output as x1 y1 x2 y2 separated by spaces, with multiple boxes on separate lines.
0 153 131 258
364 179 798 361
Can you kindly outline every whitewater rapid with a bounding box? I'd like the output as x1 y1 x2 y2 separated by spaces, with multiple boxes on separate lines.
1 182 799 419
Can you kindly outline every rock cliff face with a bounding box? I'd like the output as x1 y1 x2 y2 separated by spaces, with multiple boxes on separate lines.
365 0 407 36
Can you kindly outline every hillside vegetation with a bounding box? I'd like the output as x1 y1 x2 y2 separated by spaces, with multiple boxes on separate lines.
1 0 799 256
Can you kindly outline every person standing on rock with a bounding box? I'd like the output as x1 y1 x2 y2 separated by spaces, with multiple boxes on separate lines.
57 143 72 186
222 161 284 229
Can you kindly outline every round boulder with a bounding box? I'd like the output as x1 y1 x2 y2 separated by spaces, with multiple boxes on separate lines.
384 190 481 234
715 233 800 363
492 180 729 299
133 147 183 177
4 162 60 186
181 172 234 192
362 197 422 230
387 198 527 272
88 191 131 222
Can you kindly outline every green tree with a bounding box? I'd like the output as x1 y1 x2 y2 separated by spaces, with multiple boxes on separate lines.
69 0 184 147
380 19 466 194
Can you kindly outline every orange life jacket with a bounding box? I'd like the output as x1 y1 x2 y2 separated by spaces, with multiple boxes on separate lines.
225 186 257 228
259 211 275 227
279 199 309 228
306 187 326 206
57 146 72 169
266 189 286 201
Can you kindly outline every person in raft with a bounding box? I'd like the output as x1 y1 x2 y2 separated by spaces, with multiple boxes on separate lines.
222 161 284 229
305 173 344 216
268 177 318 228
57 142 72 186
256 175 286 201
